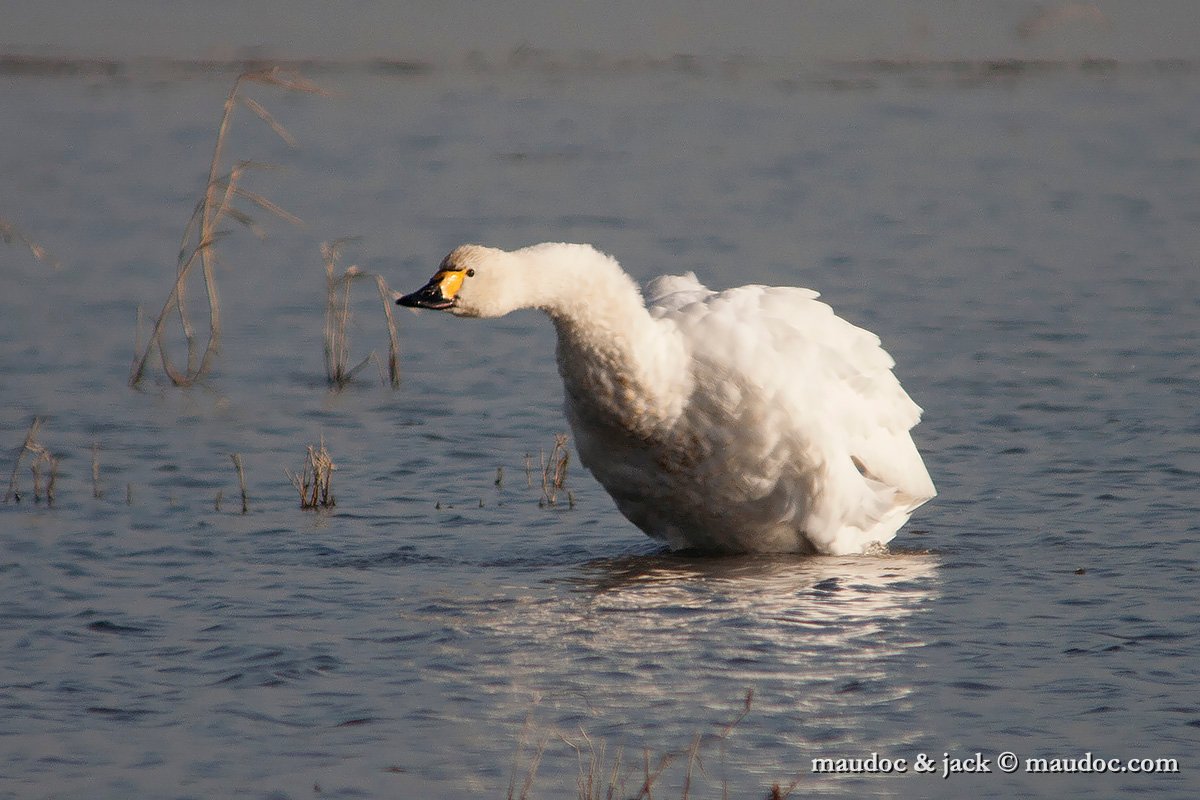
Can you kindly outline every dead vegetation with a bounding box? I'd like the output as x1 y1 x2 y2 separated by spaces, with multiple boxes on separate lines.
128 67 324 388
322 238 402 388
4 418 60 505
91 441 103 499
506 711 552 800
507 690 794 800
528 433 574 508
123 67 403 391
230 453 249 513
4 424 574 518
3 424 334 516
286 440 336 509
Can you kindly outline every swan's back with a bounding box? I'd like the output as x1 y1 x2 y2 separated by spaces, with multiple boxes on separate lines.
625 273 935 554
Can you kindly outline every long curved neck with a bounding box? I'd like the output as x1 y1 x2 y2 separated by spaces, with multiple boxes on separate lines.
515 244 688 435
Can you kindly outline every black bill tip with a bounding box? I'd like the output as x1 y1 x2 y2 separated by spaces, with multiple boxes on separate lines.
397 282 454 310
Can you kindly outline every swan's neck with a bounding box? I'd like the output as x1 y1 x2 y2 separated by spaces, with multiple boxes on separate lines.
517 244 687 435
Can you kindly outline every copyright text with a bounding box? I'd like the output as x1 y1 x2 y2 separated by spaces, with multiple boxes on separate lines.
810 751 1180 779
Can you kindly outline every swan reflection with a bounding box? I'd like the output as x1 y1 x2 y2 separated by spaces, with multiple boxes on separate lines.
478 549 938 723
408 549 940 793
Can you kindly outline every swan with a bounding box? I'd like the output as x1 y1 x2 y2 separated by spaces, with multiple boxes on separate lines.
398 242 935 555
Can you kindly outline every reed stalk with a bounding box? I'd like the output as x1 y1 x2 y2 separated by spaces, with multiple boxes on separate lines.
551 689 756 800
286 440 336 509
4 418 44 503
91 441 102 499
539 433 571 507
321 239 403 388
507 711 550 800
374 274 402 388
129 67 323 388
4 418 60 506
230 453 249 513
322 239 369 387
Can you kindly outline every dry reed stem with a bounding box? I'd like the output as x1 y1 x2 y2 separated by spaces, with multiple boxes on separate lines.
230 453 249 513
6 419 59 506
718 689 754 800
0 217 60 269
321 240 403 388
29 456 42 503
286 440 335 509
681 734 703 799
374 274 402 388
507 709 550 800
518 737 549 800
30 449 58 505
91 441 102 499
767 777 803 800
322 239 369 386
565 728 626 800
554 689 754 800
636 748 676 800
129 68 323 388
47 454 59 505
5 418 44 503
539 434 571 506
605 747 624 800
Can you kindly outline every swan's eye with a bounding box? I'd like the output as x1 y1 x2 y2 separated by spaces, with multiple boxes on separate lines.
466 268 475 277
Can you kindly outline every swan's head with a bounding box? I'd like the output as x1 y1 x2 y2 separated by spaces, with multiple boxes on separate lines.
396 244 524 318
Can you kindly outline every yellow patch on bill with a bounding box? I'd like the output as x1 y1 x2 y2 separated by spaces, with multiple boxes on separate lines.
436 269 466 299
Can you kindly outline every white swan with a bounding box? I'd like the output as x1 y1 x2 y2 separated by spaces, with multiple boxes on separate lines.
398 243 935 555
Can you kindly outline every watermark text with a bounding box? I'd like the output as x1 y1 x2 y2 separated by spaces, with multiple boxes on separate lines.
810 751 1180 779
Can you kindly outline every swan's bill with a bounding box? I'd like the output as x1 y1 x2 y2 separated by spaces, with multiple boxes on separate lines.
397 269 466 310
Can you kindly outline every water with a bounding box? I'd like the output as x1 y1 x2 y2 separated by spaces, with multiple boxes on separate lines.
2 31 1200 800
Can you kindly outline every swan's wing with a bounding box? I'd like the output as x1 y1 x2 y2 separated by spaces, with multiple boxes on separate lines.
665 284 936 519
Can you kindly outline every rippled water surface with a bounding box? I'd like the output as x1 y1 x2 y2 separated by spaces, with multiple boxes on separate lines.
2 47 1199 800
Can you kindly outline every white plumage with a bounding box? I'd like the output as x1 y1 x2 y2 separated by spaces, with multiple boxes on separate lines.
398 242 935 555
